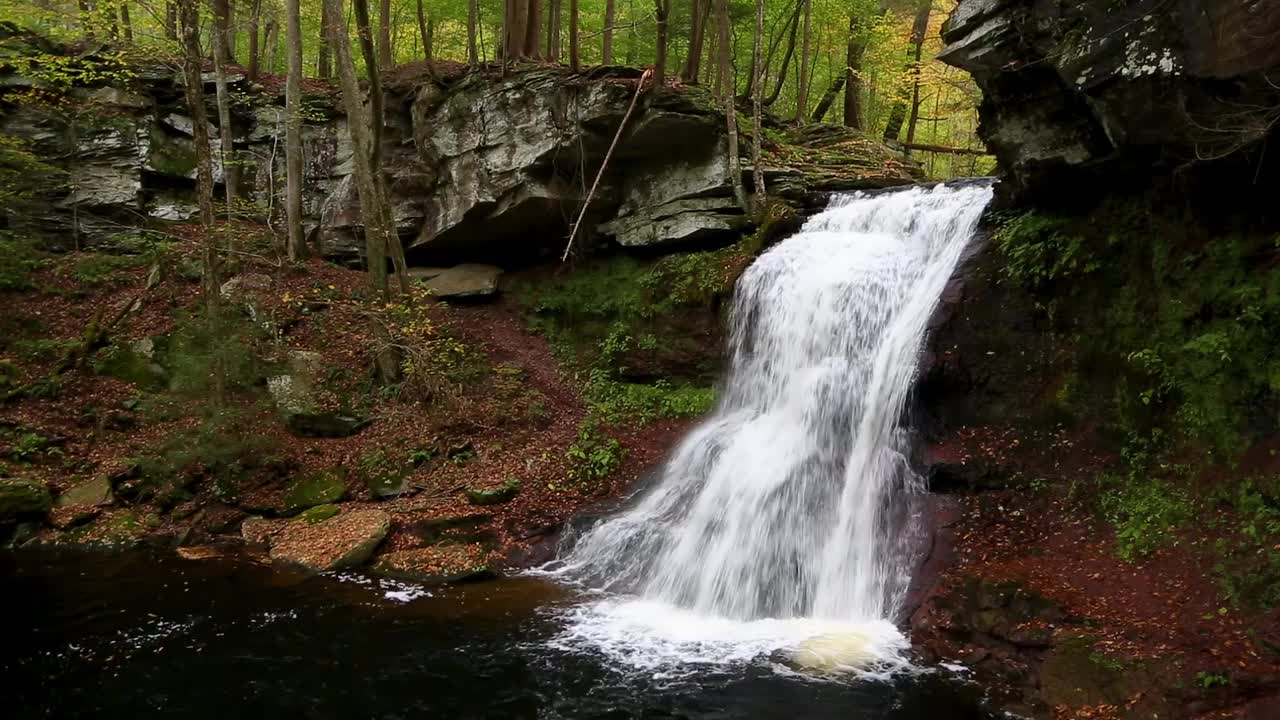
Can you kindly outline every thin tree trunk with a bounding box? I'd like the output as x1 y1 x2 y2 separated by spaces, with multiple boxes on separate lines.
417 0 435 64
601 0 614 64
653 0 670 84
211 2 239 202
546 0 560 60
352 0 408 289
793 0 810 122
265 17 279 73
811 74 843 122
177 0 218 305
843 13 865 129
324 0 402 384
763 0 802 106
751 0 765 207
883 0 930 142
716 0 746 210
247 0 261 79
568 0 579 71
285 0 306 260
120 1 134 42
467 0 479 64
681 0 709 83
318 0 332 77
378 0 392 67
165 1 177 40
78 0 96 41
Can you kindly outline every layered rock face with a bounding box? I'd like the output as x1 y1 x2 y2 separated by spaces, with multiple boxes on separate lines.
0 42 920 261
940 0 1280 200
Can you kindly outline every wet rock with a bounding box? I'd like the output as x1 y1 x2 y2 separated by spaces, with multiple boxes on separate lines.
0 477 52 521
373 543 494 584
269 508 390 572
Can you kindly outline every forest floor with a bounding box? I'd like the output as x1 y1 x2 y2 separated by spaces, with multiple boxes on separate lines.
913 427 1280 720
0 223 698 576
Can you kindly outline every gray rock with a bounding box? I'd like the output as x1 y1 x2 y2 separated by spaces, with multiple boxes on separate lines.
57 476 114 508
416 264 503 299
269 508 390 572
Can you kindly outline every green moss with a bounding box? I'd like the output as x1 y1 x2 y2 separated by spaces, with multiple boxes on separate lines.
0 234 45 291
297 504 340 524
0 477 52 520
146 126 198 178
284 469 346 514
70 253 144 286
464 477 520 506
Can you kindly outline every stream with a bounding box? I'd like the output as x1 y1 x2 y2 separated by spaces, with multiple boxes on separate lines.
2 549 994 718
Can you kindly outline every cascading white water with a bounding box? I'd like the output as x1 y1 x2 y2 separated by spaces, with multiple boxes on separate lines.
544 181 994 672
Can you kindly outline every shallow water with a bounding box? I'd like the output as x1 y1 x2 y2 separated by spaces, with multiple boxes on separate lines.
2 550 995 719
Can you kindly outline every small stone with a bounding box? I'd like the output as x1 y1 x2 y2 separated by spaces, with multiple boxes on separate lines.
0 478 52 521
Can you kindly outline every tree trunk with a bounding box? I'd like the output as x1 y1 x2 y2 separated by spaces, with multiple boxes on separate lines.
568 0 579 71
546 0 560 60
378 0 392 68
177 0 218 305
211 2 239 202
601 0 614 64
324 0 402 384
811 74 843 122
524 0 541 59
467 0 479 64
264 17 279 73
793 0 810 122
751 0 765 207
653 0 670 84
212 0 233 65
681 0 709 83
882 0 930 142
843 14 866 129
318 0 332 77
247 0 261 79
763 0 802 106
417 0 435 64
285 0 306 261
119 1 134 42
716 0 747 211
352 0 408 288
165 1 177 40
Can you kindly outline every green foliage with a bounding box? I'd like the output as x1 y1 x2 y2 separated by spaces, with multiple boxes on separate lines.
0 234 46 291
1195 671 1230 689
0 133 64 216
69 252 143 287
164 310 274 396
130 411 278 508
1209 477 1280 608
3 429 55 463
1100 471 1194 561
563 418 625 490
997 203 1280 459
585 368 716 423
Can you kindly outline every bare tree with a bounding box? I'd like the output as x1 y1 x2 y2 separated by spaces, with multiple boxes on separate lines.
681 0 709 83
318 0 332 77
546 0 561 60
211 0 234 64
177 0 218 308
247 0 261 80
467 0 479 64
120 1 133 43
285 0 306 260
569 0 579 71
417 0 436 64
883 0 930 142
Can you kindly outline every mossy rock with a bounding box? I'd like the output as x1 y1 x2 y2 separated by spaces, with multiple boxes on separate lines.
283 470 347 514
464 478 520 506
1038 634 1136 708
65 510 146 548
297 504 340 524
373 543 494 584
0 477 52 521
410 512 494 544
284 412 369 439
366 472 411 499
57 475 113 508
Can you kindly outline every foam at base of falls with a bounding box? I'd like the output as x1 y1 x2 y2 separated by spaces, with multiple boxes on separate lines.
547 598 912 679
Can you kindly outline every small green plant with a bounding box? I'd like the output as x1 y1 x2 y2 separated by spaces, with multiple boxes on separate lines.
1100 474 1193 561
1195 671 1230 689
6 431 53 463
564 419 625 489
0 234 45 291
69 253 143 287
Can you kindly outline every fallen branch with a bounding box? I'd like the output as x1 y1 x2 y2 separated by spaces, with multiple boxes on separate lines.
561 68 654 262
902 142 989 156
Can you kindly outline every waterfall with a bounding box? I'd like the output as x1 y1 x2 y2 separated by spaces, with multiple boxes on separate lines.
544 181 994 671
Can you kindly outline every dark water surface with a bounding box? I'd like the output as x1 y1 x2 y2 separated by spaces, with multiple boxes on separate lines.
2 550 994 719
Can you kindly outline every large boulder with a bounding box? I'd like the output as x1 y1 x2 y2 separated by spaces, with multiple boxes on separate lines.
268 508 390 572
0 477 52 522
939 0 1280 200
